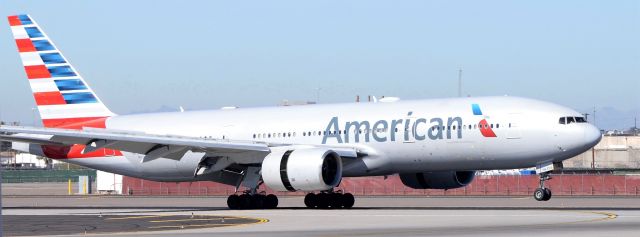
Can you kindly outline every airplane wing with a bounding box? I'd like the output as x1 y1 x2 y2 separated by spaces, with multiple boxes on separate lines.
0 125 270 162
0 125 360 162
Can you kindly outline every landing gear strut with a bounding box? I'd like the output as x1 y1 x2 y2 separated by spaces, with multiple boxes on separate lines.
227 192 278 210
304 191 355 209
534 171 552 201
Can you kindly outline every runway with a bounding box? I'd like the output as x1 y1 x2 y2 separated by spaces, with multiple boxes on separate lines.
4 196 640 236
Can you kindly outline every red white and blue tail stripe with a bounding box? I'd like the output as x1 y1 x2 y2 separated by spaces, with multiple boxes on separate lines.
8 14 115 129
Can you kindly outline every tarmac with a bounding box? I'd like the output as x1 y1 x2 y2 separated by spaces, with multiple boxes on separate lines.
3 196 640 237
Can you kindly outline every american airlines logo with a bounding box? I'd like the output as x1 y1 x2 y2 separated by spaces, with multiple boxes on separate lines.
322 104 496 144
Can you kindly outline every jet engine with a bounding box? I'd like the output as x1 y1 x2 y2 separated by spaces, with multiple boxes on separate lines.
262 148 342 192
400 171 475 189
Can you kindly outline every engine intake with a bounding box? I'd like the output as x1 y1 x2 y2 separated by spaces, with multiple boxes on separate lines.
262 148 342 192
400 171 475 190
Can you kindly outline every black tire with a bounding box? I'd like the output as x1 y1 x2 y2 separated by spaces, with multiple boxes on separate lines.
316 193 329 209
342 193 355 209
227 195 239 209
239 194 252 209
534 188 545 201
329 193 344 209
543 188 552 201
265 194 278 209
304 193 317 208
252 195 265 209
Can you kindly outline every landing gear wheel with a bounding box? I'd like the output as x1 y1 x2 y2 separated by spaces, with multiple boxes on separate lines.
543 188 552 201
227 195 240 209
329 193 344 209
304 193 318 208
534 188 546 201
252 194 265 209
238 194 252 209
342 193 355 209
305 192 354 209
534 188 552 201
265 194 278 209
316 193 329 209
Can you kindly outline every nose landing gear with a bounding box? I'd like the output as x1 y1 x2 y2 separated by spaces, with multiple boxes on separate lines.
533 162 562 201
534 172 552 201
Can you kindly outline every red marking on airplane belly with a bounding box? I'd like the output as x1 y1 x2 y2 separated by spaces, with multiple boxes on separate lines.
42 144 123 159
41 117 123 159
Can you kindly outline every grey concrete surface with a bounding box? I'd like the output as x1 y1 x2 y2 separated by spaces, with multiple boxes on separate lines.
3 214 262 236
3 196 640 237
4 196 640 210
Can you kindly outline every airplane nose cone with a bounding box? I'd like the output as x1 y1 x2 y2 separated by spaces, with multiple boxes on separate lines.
584 124 602 148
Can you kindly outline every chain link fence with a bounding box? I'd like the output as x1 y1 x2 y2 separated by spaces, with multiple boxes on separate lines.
123 174 640 196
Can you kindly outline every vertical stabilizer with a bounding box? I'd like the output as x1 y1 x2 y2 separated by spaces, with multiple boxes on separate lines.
8 14 115 129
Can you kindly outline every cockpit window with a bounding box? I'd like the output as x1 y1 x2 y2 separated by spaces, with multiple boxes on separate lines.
560 116 587 125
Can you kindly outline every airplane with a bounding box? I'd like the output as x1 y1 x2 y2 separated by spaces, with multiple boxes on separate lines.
1 14 602 209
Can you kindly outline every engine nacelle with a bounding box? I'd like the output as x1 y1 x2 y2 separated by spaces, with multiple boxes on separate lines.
262 148 342 192
400 171 475 190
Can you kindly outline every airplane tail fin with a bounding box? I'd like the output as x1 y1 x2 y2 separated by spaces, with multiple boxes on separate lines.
8 14 115 129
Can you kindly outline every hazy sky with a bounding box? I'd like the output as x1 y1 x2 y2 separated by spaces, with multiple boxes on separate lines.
0 1 638 127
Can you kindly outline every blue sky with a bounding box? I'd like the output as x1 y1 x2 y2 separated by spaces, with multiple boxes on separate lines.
0 1 638 129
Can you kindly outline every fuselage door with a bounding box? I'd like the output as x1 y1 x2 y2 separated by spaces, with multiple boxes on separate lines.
506 113 522 139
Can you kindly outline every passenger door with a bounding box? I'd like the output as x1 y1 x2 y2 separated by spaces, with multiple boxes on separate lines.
506 113 522 139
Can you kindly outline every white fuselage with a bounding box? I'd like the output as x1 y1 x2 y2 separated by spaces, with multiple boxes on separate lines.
66 96 601 181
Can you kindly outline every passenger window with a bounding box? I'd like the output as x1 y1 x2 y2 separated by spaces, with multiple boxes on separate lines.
474 124 477 129
490 124 494 128
496 124 499 128
567 117 575 124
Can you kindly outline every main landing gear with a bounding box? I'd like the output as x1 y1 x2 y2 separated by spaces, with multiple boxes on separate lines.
534 171 552 201
304 191 355 209
227 192 278 209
